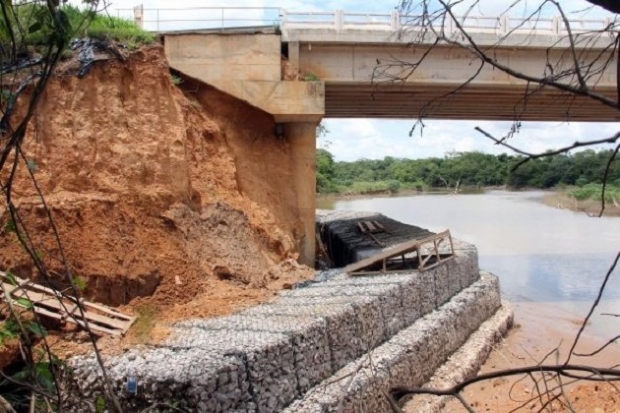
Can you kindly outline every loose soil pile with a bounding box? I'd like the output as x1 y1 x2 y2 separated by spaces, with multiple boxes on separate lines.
0 45 313 361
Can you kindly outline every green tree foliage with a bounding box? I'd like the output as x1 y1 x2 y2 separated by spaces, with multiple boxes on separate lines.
316 148 338 193
316 149 620 194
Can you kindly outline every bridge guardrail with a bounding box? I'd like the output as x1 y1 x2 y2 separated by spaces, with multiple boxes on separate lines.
116 5 615 37
115 6 281 32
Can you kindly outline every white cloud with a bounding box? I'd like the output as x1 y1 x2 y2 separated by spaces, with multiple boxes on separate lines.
322 119 620 161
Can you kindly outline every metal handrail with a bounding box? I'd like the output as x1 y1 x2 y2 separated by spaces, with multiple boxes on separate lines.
115 6 614 36
116 6 281 31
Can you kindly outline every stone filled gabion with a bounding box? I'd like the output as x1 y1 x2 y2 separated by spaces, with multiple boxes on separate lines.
283 273 504 413
165 329 298 412
244 301 364 372
282 282 405 337
69 348 250 412
316 209 380 224
175 314 332 394
277 294 387 352
67 232 486 412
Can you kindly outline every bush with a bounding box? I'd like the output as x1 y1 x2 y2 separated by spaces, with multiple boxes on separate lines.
387 180 400 193
349 181 390 195
570 183 620 202
575 177 588 187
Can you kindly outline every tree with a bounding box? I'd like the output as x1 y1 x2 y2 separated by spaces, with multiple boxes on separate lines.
316 148 338 193
379 0 620 410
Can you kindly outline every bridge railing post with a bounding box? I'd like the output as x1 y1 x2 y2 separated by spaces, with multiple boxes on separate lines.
391 10 400 31
133 4 143 29
445 14 454 36
604 17 612 36
552 16 561 36
499 14 508 36
280 9 287 29
335 10 344 32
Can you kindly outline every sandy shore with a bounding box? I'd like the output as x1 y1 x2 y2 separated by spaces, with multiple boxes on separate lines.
438 301 620 412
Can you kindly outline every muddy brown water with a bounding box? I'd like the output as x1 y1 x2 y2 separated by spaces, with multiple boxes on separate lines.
318 190 620 343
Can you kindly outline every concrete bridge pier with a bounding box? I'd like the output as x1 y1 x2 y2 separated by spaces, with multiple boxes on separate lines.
285 122 318 267
163 32 325 267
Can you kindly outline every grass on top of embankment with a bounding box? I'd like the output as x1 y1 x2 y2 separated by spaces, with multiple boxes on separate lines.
2 4 154 48
63 6 155 46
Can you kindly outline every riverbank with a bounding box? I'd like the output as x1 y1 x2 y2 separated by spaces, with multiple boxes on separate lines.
441 300 620 412
542 191 620 216
319 187 620 218
317 187 487 201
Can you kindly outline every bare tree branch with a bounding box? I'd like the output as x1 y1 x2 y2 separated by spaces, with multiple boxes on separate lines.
587 0 620 14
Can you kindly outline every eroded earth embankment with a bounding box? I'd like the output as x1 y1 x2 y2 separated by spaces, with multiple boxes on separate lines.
0 46 313 361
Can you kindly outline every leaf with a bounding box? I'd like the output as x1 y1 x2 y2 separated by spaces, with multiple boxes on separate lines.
35 362 55 392
16 298 33 309
95 396 107 413
3 219 16 234
28 21 42 34
28 322 47 337
4 272 17 286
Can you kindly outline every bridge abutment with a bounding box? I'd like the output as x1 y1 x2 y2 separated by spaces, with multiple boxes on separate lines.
164 31 324 267
285 122 318 266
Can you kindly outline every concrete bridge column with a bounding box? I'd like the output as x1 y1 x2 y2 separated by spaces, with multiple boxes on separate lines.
285 122 317 267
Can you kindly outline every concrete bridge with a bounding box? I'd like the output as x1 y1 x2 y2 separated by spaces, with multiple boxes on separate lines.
131 7 619 265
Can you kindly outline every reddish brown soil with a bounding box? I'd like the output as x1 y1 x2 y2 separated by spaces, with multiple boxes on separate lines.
0 45 313 363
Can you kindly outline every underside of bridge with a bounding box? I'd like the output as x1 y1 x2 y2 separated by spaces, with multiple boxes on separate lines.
164 28 619 266
325 83 620 121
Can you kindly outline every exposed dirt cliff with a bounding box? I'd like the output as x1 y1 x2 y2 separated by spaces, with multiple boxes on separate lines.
0 45 312 329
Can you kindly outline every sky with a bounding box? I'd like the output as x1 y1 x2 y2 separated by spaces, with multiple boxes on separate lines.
104 0 619 161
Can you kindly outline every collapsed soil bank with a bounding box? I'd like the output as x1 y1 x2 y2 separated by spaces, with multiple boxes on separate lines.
0 45 312 323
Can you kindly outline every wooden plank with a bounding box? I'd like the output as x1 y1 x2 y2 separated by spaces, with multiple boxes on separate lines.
72 319 121 336
350 268 427 276
365 221 377 233
419 252 434 269
344 230 451 274
1 274 135 335
357 222 367 234
81 301 135 321
373 221 385 230
9 287 129 330
419 255 454 272
1 274 63 298
368 232 384 247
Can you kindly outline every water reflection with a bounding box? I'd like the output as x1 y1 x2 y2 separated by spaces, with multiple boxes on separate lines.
482 253 620 302
320 191 620 303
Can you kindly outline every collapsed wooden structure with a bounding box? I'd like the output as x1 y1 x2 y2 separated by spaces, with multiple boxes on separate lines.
344 230 455 276
0 272 136 336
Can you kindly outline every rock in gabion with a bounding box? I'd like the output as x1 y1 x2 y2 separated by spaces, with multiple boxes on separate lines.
282 282 405 336
70 348 250 412
176 314 331 394
243 300 364 372
166 329 298 412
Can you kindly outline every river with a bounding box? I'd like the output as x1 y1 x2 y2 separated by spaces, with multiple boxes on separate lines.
318 190 620 340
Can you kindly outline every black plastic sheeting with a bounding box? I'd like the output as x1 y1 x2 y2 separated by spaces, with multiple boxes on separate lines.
70 38 127 78
317 215 435 267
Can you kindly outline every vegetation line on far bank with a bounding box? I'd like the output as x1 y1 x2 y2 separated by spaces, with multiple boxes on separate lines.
316 148 620 197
